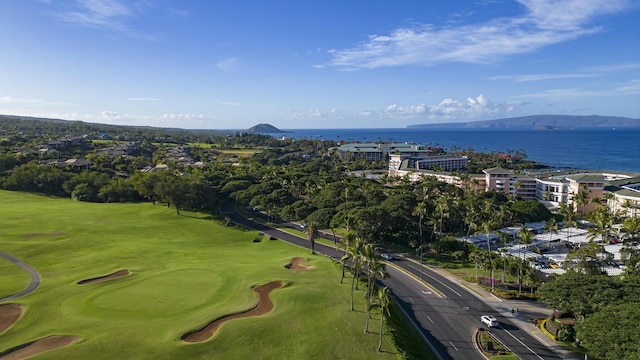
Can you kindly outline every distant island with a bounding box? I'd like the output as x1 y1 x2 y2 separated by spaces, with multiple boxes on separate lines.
246 123 288 133
407 115 640 130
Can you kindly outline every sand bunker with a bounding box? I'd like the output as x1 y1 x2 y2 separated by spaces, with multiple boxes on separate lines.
77 269 130 285
182 281 284 343
0 335 79 360
284 257 310 270
0 304 23 335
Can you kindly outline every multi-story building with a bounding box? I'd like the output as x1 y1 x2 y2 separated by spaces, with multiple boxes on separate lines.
339 143 441 162
390 162 640 217
389 153 468 173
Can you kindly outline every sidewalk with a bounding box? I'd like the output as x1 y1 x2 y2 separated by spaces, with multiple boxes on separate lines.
426 265 580 360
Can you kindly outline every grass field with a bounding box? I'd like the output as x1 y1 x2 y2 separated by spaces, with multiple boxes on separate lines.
0 190 430 359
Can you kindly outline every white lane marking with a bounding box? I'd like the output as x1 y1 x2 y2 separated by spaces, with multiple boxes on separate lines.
501 327 546 360
407 263 462 297
449 341 459 351
426 316 434 323
421 290 432 295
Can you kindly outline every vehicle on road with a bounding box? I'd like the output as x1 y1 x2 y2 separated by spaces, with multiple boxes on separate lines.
380 253 394 260
481 315 499 328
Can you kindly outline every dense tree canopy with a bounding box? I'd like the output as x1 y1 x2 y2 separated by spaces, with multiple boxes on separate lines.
576 302 640 360
538 272 638 319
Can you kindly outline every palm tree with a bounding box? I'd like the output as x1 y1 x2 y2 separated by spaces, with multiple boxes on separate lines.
463 196 481 266
517 227 535 294
500 232 510 283
435 194 451 244
621 217 640 244
558 202 576 238
587 206 612 244
469 247 483 281
485 252 499 291
305 222 319 254
544 217 559 245
573 184 590 217
346 237 364 310
480 216 499 255
370 286 391 352
362 243 386 332
339 232 357 284
412 200 428 264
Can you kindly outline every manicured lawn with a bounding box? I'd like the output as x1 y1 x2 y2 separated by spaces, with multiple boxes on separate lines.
0 190 429 359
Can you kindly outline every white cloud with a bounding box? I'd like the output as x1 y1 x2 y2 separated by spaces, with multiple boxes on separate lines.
161 113 205 120
288 95 522 124
381 95 522 121
519 0 628 30
292 108 337 119
326 0 631 69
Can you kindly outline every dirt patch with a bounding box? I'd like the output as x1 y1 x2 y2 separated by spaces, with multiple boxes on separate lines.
77 269 130 285
22 232 65 239
284 257 310 270
182 280 284 343
0 304 23 335
0 335 79 360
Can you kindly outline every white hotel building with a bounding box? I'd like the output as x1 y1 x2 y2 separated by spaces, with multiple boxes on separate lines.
389 154 640 217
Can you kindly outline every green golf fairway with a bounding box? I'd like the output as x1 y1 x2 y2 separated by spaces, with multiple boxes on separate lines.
0 190 407 359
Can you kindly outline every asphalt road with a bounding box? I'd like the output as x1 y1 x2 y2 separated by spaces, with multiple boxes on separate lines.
221 201 564 360
0 251 41 302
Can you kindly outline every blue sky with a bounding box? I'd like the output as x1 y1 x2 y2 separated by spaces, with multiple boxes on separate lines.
1 0 639 129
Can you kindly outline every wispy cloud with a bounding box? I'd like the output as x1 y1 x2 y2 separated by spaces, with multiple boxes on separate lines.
325 0 631 69
489 73 595 82
0 95 73 106
56 0 160 40
60 0 133 31
517 78 640 98
490 62 640 82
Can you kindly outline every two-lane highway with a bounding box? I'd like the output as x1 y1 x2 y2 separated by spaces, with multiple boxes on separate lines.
222 201 564 360
390 257 563 360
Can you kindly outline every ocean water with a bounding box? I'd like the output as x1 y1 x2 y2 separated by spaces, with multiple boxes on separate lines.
282 129 640 173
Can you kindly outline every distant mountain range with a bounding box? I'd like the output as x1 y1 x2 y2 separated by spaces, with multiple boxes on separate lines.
407 115 640 129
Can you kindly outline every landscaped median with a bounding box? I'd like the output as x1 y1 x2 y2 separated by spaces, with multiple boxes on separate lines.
473 328 518 360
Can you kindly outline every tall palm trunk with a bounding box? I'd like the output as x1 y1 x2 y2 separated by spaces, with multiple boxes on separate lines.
350 270 356 311
377 309 384 352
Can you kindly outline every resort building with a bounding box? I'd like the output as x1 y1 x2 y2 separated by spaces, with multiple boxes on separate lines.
389 158 640 216
339 142 442 162
389 153 469 173
605 176 640 218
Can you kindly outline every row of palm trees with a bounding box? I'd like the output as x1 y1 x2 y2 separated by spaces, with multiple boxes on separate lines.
469 233 541 295
336 232 391 352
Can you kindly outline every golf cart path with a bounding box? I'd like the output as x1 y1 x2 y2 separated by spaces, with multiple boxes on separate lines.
0 252 41 302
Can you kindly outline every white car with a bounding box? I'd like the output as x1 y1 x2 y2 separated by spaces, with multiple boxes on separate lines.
481 315 499 328
380 253 394 260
